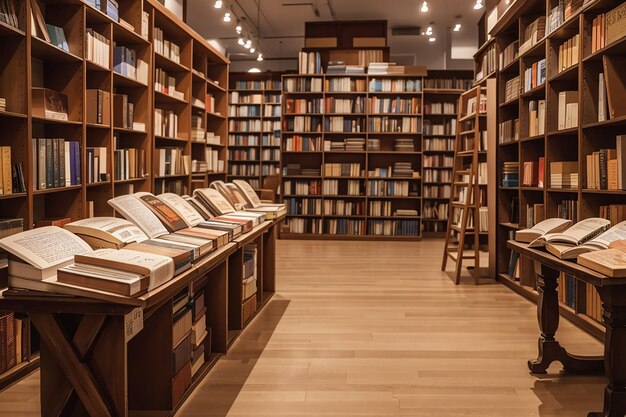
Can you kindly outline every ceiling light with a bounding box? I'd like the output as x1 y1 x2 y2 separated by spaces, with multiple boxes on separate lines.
235 21 242 34
426 25 433 35
420 0 428 12
257 53 263 61
429 37 436 42
250 47 256 53
248 67 261 73
474 0 483 9
244 43 251 49
223 12 231 22
237 37 245 46
214 0 223 8
454 23 461 31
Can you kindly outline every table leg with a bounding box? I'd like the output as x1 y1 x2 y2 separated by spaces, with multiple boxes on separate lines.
588 287 626 417
528 263 603 374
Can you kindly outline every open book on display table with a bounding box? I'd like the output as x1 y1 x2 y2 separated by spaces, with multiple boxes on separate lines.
133 192 231 248
514 218 573 243
179 194 244 237
0 226 176 297
232 180 286 219
528 216 611 252
547 221 626 259
193 188 265 232
578 243 626 278
108 194 216 256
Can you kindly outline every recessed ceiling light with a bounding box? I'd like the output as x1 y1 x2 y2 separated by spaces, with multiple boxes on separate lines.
214 0 223 8
223 12 231 22
420 0 428 13
454 23 461 31
248 67 261 73
426 25 433 36
429 37 436 42
474 0 483 9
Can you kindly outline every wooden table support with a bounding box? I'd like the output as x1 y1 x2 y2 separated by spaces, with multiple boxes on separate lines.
528 262 604 375
508 241 626 417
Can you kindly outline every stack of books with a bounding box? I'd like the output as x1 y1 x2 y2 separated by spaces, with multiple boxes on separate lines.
367 62 405 75
502 162 519 187
393 162 413 177
504 76 520 102
301 168 321 176
519 16 546 55
368 138 381 151
499 41 519 70
524 58 546 92
326 61 347 74
345 137 365 151
550 161 578 188
394 138 415 152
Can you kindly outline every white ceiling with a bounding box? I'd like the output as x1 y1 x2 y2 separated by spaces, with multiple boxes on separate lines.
186 0 482 70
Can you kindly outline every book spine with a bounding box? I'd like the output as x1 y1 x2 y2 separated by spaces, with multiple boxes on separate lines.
46 139 54 189
600 149 608 189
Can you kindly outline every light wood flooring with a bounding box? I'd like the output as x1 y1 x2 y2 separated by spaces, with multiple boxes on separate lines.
0 239 607 416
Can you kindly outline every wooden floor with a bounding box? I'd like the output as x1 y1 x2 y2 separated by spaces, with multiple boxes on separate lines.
0 239 607 416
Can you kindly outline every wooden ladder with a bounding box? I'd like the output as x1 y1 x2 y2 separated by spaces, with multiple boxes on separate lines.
441 86 487 284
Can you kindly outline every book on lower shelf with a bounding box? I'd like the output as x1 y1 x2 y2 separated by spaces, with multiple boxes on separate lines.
550 161 578 188
557 91 578 130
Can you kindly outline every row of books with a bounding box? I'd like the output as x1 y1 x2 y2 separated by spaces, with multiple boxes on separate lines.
367 62 405 75
423 120 456 136
548 0 583 34
326 78 366 93
113 93 144 131
283 136 322 152
600 204 626 224
228 164 259 176
476 44 497 81
585 142 626 190
558 91 578 130
155 68 184 100
114 148 146 181
423 79 472 90
423 169 452 183
228 134 259 147
32 139 81 190
504 76 520 103
466 94 487 115
368 220 420 237
423 185 451 198
298 51 322 75
499 118 519 144
591 13 607 53
424 138 454 151
228 149 257 161
369 78 421 93
325 117 365 133
423 202 448 220
0 0 18 29
229 105 261 117
526 203 545 228
284 78 323 93
153 27 181 64
323 163 363 177
519 16 545 56
282 116 321 133
370 97 420 114
499 41 519 70
0 147 18 195
230 92 263 104
86 28 110 69
368 117 420 133
528 100 546 137
155 108 178 138
155 147 189 177
113 46 149 85
524 59 546 92
558 34 579 73
424 102 455 115
424 155 453 168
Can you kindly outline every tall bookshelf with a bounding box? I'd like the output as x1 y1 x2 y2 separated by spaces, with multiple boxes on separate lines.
281 74 423 240
491 0 626 339
0 0 229 388
421 70 473 236
228 72 283 189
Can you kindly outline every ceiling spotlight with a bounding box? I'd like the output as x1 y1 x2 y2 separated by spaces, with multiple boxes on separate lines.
257 53 263 61
250 47 256 53
237 37 245 46
429 37 436 42
236 21 242 34
474 0 484 9
425 25 433 36
214 0 223 8
420 0 428 12
454 23 461 31
223 12 231 22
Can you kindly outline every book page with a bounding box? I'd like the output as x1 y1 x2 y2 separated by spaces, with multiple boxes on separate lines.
134 192 188 232
196 189 235 215
66 217 148 244
531 218 571 235
233 180 262 208
586 221 626 249
0 226 92 270
546 218 611 245
157 193 204 227
108 195 169 239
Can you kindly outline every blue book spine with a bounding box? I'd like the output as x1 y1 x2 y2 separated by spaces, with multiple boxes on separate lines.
69 141 76 185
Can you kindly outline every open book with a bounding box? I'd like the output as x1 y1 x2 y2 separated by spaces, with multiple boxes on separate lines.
64 217 149 249
514 218 572 243
547 221 626 259
194 188 265 226
578 247 626 277
529 217 611 249
0 226 92 280
210 181 246 210
232 180 286 219
108 194 214 256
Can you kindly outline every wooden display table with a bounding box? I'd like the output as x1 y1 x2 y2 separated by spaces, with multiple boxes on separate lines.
508 241 626 417
0 217 283 417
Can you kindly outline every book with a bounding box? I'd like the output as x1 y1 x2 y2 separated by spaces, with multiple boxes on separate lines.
0 226 92 280
32 88 69 121
29 0 50 42
515 218 572 243
529 217 611 248
108 194 170 239
57 262 149 296
64 248 174 292
578 247 626 277
547 221 626 259
64 217 148 249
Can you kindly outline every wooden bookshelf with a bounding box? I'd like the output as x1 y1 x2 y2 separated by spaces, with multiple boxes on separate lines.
491 0 626 337
227 72 285 189
0 0 229 389
281 74 423 240
421 70 473 236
